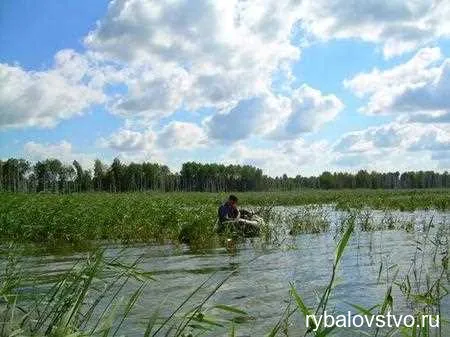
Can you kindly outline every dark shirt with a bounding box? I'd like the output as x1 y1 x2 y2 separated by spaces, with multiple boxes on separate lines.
218 201 238 222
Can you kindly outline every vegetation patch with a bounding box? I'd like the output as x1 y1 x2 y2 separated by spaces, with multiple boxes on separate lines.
1 190 449 246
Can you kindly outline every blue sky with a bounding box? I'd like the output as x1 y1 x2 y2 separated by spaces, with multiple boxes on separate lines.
1 0 450 176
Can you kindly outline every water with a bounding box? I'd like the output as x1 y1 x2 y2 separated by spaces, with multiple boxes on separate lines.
2 207 449 336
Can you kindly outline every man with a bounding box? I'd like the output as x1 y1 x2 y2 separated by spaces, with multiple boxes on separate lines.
217 195 260 236
218 195 240 224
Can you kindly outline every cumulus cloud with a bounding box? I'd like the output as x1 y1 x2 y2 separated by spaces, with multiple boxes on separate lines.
110 64 190 121
334 124 403 153
334 123 449 153
4 0 450 133
224 139 331 176
408 128 450 152
392 60 450 113
204 96 277 142
23 140 96 169
205 85 343 142
271 85 343 138
88 0 450 66
98 122 208 167
80 0 450 124
0 50 106 129
299 0 450 58
345 47 450 120
333 154 370 168
84 0 302 119
98 128 156 152
332 150 440 171
432 150 450 169
404 110 450 124
345 48 442 97
157 121 207 149
85 0 300 66
101 121 206 153
333 122 450 169
98 127 167 165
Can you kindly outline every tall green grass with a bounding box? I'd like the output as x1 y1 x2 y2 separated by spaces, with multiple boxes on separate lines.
0 193 218 246
0 248 252 337
0 190 448 246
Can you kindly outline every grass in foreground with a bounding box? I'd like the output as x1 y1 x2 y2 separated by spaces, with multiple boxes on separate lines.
0 247 253 337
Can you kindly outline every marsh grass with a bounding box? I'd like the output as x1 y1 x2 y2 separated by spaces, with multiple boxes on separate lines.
0 248 253 337
284 216 449 337
1 189 449 246
1 249 153 336
287 206 331 235
375 220 449 337
286 221 355 337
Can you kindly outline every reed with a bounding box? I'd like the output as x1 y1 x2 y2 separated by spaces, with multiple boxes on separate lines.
0 248 251 337
1 189 448 246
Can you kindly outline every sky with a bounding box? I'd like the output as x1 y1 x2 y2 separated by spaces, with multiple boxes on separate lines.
1 0 450 177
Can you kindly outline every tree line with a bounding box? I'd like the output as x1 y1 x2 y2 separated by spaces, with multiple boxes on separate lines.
1 157 449 193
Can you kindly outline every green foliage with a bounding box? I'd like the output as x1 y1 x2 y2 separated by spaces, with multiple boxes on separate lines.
0 190 448 246
0 193 219 246
287 206 330 234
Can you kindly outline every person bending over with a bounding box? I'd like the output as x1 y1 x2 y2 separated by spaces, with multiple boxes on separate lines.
218 195 240 224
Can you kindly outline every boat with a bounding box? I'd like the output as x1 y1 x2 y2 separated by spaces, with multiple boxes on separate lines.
216 214 263 237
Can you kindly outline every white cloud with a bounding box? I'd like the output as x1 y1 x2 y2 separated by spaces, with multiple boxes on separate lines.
299 0 450 58
404 110 450 124
99 128 156 152
432 150 450 169
84 0 301 119
334 124 403 153
224 139 331 176
110 63 190 121
344 48 442 98
345 47 450 120
0 50 106 129
392 60 450 113
271 85 344 138
80 0 450 125
23 140 96 169
4 0 450 133
8 0 450 176
112 151 167 166
204 96 276 142
157 121 207 149
100 121 206 153
332 151 439 171
334 123 450 153
98 128 167 165
408 127 450 152
85 0 300 66
205 85 343 142
333 154 370 168
333 122 450 169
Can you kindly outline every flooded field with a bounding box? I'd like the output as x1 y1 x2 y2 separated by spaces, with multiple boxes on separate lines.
1 206 448 336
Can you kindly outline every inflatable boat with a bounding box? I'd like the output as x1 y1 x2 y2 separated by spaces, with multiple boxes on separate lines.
216 214 263 237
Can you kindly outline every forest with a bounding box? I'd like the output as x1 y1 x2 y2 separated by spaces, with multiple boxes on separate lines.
1 157 449 193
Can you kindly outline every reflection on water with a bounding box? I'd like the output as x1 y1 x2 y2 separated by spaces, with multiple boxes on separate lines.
2 207 449 336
